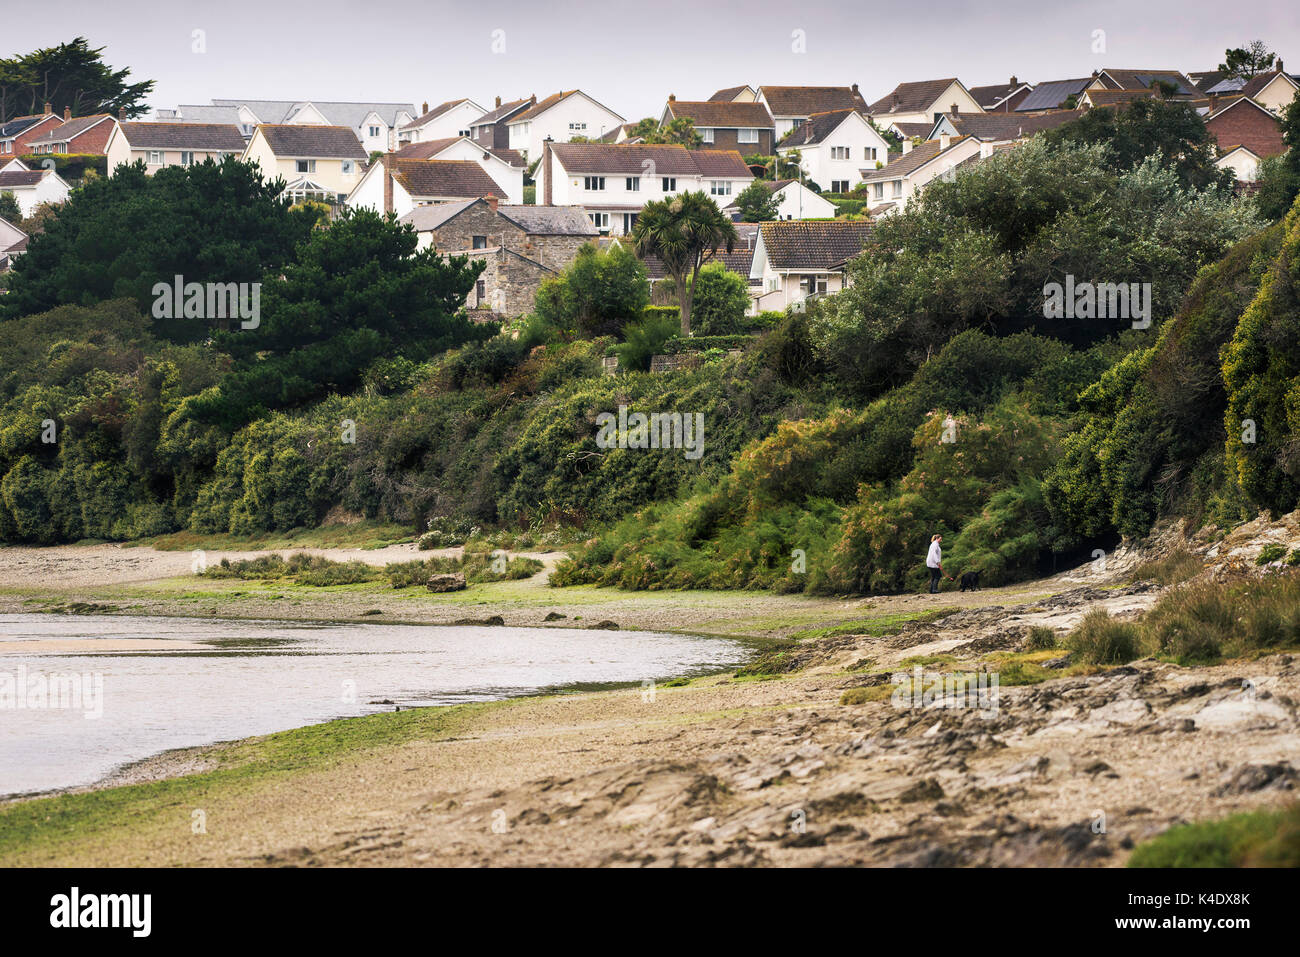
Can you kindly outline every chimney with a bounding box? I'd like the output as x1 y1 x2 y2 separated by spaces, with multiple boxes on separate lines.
542 137 554 206
1010 75 1018 86
421 101 428 114
668 93 676 102
495 96 502 107
891 92 900 110
118 107 126 121
1277 59 1284 72
939 133 950 150
951 102 959 115
1209 93 1218 112
383 151 396 215
63 106 71 121
852 83 859 93
901 137 913 155
487 194 498 212
43 101 51 116
529 94 537 105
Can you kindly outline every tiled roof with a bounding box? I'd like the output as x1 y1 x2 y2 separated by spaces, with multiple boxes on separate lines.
499 205 599 235
758 220 873 270
760 86 868 117
259 124 367 158
399 199 477 231
0 170 44 188
780 109 860 146
550 143 751 178
513 91 577 122
0 114 51 138
641 246 754 280
1241 70 1299 98
1015 78 1093 112
663 100 774 129
118 122 247 150
868 78 960 114
708 86 752 102
209 99 416 128
472 98 533 126
889 122 934 139
944 110 1082 140
397 137 522 165
1193 71 1233 93
968 81 1027 109
392 158 502 198
860 136 972 182
1083 89 1156 107
24 114 113 147
1096 70 1199 96
402 99 473 131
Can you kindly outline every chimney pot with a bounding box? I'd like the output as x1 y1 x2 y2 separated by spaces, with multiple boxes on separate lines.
1010 75 1018 86
63 106 71 121
43 101 52 116
852 83 859 93
668 93 675 102
495 96 502 107
422 101 428 114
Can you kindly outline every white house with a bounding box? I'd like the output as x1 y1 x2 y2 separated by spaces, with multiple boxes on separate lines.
859 134 982 212
867 78 985 127
757 86 869 139
708 85 758 103
1235 68 1300 115
778 109 891 193
0 216 27 271
105 122 247 175
725 179 837 220
0 159 71 217
392 136 525 204
1216 145 1264 183
749 220 873 311
537 142 753 236
399 99 487 144
159 100 417 153
347 155 504 216
506 91 625 161
240 125 367 203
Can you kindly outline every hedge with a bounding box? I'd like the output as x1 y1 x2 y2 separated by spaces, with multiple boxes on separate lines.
19 153 106 183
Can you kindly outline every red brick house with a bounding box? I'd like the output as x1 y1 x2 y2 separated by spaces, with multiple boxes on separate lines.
1206 97 1285 159
0 108 63 158
24 109 118 155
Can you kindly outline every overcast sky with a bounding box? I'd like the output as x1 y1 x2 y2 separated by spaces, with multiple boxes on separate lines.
7 0 1299 122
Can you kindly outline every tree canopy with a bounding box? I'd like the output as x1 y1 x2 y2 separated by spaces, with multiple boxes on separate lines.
0 37 153 123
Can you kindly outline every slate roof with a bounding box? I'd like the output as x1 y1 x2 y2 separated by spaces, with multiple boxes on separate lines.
1015 78 1093 112
0 170 44 188
1241 70 1299 98
968 81 1028 109
868 78 960 114
395 137 525 167
758 220 873 270
760 86 868 117
392 158 502 198
24 115 113 147
118 122 247 150
550 143 751 178
860 136 973 182
498 204 599 235
942 110 1082 140
663 100 774 129
402 99 476 131
1085 89 1158 109
779 109 861 146
472 98 533 127
641 246 754 280
889 122 934 139
0 114 50 139
259 125 367 158
399 199 477 231
210 99 416 128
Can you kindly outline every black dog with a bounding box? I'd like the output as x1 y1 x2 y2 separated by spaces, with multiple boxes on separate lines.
959 570 981 592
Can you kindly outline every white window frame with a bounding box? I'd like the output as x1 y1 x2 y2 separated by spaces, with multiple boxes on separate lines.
873 182 884 199
341 160 355 175
148 150 164 165
179 151 194 167
830 180 850 193
864 146 877 161
831 146 850 160
709 180 732 196
700 127 715 143
662 177 676 192
589 211 609 231
625 176 640 191
296 159 317 173
368 125 380 137
584 176 606 191
737 128 759 144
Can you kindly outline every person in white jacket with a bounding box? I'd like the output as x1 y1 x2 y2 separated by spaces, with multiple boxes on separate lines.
926 534 943 594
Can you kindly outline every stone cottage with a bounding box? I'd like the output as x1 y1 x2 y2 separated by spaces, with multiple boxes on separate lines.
400 196 598 316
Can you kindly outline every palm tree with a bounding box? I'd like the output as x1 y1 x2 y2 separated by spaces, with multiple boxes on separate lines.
631 192 738 337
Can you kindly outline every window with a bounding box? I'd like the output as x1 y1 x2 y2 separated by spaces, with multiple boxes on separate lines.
891 180 903 198
148 150 164 165
180 151 194 167
800 275 829 296
472 235 487 249
584 176 605 191
700 128 714 143
662 177 676 192
625 177 640 191
476 279 486 303
864 146 877 161
368 125 380 137
738 128 759 143
589 211 609 233
568 122 587 131
240 123 254 136
622 212 638 233
829 180 849 193
709 180 732 196
873 182 884 200
1 140 12 152
296 159 317 173
766 277 780 292
459 129 470 137
341 160 355 175
831 146 850 160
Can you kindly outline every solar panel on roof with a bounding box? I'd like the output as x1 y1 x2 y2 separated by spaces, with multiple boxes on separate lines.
1015 79 1089 112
